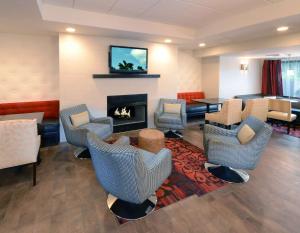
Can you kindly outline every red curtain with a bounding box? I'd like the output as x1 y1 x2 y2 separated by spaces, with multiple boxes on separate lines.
261 60 283 96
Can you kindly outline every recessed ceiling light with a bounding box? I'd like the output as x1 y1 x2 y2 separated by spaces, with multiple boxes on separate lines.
277 26 289 32
66 27 76 33
199 43 206 47
164 39 172 43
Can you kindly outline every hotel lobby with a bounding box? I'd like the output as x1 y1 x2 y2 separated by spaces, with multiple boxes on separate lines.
1 1 300 233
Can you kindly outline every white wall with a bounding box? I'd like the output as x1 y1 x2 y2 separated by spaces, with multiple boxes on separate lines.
219 57 262 98
59 34 183 140
0 33 59 103
178 49 202 92
201 56 220 98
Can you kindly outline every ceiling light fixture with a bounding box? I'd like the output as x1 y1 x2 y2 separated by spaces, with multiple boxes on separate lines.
164 39 172 43
277 26 289 32
66 27 76 33
199 43 206 47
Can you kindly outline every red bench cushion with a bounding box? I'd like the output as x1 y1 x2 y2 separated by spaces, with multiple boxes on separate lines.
0 100 59 119
177 92 205 104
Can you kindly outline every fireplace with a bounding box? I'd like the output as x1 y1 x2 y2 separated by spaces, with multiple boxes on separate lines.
107 94 147 132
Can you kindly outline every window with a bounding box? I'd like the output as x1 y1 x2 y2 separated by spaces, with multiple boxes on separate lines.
282 60 300 98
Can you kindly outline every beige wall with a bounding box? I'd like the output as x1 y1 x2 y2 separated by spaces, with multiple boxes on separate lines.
59 34 182 139
219 57 262 98
178 49 202 92
0 33 59 103
201 56 220 98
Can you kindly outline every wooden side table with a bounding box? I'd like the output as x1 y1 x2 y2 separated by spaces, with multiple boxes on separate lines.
138 129 165 153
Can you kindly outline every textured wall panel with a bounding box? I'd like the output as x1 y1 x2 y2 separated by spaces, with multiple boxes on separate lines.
0 33 59 103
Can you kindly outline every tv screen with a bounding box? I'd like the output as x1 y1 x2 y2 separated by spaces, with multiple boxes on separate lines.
109 46 148 74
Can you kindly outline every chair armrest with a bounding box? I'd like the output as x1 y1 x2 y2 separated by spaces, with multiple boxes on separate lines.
181 112 187 126
113 136 130 146
91 117 113 131
154 111 162 123
204 124 238 137
91 116 113 125
146 148 172 171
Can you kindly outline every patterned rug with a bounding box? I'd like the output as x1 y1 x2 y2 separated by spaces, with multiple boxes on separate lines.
117 137 226 224
272 125 300 138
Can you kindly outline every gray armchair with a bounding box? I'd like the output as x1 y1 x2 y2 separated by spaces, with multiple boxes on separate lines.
203 116 272 183
87 132 172 220
60 104 113 158
154 98 187 137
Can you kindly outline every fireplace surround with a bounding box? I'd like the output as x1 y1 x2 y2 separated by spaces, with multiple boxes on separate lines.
107 94 147 132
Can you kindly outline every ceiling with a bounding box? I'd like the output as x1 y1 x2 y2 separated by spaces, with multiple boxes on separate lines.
42 0 281 28
1 0 300 55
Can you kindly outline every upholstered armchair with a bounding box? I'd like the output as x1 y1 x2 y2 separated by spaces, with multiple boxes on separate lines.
205 99 242 128
203 116 272 183
60 104 113 158
87 132 172 220
267 99 297 134
241 98 269 122
154 98 187 137
0 119 40 185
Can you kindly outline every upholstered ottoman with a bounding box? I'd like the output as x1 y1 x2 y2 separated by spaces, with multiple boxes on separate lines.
138 129 165 153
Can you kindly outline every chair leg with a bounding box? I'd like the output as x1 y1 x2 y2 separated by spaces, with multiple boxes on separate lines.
287 122 291 134
33 163 36 186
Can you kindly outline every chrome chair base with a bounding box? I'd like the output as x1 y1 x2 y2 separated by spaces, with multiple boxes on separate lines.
107 194 157 220
205 162 250 183
74 147 91 159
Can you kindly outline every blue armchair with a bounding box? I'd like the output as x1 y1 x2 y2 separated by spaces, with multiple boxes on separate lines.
154 98 187 138
203 116 272 183
60 104 113 158
87 132 172 220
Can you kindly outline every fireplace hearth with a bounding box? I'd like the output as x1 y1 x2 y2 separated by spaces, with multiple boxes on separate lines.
107 94 147 132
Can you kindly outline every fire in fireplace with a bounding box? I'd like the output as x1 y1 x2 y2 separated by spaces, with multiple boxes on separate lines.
112 106 135 119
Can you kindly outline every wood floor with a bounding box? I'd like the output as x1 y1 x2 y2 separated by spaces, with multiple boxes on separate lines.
1 124 300 233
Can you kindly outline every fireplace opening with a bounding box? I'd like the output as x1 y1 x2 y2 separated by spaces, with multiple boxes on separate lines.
107 94 147 132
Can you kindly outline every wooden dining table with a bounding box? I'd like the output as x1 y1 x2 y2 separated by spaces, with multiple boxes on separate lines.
192 98 226 113
192 98 226 128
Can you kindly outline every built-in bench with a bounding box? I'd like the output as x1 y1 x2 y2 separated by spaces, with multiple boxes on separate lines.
177 92 218 118
0 100 60 147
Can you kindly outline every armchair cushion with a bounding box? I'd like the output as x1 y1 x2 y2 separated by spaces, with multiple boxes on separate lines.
70 111 90 127
158 113 182 124
164 103 181 114
79 123 111 140
237 124 255 145
267 111 297 122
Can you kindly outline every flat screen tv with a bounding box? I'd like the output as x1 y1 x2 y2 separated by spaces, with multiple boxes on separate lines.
109 45 148 74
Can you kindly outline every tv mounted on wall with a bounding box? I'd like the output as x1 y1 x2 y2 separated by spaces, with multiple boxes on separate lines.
109 45 148 74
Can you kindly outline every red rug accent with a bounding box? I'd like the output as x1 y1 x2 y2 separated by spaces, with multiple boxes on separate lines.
117 138 226 224
272 125 300 138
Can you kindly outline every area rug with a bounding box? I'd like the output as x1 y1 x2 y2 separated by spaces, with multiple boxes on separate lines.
272 125 300 138
117 137 226 224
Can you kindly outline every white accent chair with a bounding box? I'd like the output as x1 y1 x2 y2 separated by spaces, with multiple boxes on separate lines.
205 99 242 129
241 99 269 122
0 119 40 185
267 99 297 134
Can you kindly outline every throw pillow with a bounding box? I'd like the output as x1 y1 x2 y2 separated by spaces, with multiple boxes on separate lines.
164 103 181 114
237 124 255 144
70 111 90 127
